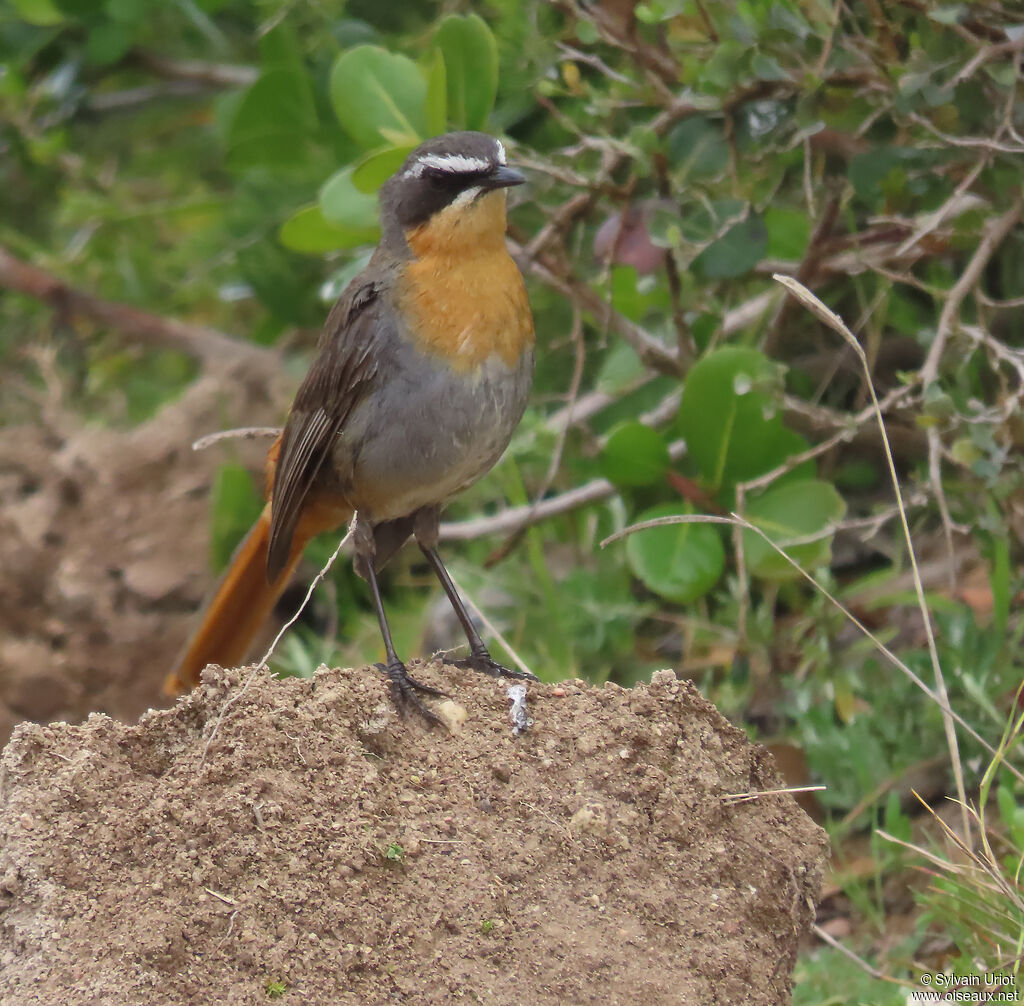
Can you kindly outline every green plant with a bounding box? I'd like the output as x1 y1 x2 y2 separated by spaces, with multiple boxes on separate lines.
5 2 1024 1000
264 978 288 998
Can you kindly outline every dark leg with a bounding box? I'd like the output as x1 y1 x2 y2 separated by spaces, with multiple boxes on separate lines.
354 517 444 724
414 509 537 682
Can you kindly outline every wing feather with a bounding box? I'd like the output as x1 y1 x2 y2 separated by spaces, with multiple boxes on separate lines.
266 278 382 578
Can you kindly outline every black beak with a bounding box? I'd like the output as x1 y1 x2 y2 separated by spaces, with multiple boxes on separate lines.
484 165 526 190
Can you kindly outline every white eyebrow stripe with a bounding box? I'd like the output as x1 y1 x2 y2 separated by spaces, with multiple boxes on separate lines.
405 153 492 178
495 140 506 165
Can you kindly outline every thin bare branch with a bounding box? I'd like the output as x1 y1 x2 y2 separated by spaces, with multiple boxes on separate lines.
0 245 276 377
132 50 258 88
921 194 1024 385
440 441 687 542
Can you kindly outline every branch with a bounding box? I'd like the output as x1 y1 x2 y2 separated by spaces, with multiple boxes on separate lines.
440 476 614 543
131 50 258 89
0 245 276 377
541 288 778 435
440 441 686 542
920 194 1024 385
512 243 682 376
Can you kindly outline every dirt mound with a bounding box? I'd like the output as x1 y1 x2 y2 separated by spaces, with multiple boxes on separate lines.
0 663 827 1005
0 373 281 747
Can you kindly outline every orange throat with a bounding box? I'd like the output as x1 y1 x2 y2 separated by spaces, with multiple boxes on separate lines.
399 191 534 372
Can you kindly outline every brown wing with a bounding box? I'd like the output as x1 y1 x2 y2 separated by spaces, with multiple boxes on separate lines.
266 278 382 579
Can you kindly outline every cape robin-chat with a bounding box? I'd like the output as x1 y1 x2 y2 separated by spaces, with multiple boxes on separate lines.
167 132 536 722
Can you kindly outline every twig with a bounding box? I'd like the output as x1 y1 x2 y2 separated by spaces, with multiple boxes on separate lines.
773 275 971 843
920 194 1024 385
811 924 890 983
512 243 682 376
202 523 353 762
721 784 826 805
894 157 988 257
488 308 586 564
907 112 1024 154
131 50 258 88
540 288 778 436
193 427 281 451
0 245 275 376
446 571 535 680
917 195 1023 588
601 511 1022 784
203 887 239 906
439 440 686 542
85 82 215 113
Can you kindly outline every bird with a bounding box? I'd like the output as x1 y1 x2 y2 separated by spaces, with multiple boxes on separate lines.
166 131 537 722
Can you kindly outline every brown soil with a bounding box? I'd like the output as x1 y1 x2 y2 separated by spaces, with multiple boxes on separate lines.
0 663 827 1005
0 373 281 747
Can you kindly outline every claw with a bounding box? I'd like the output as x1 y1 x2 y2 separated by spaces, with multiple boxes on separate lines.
375 661 447 726
450 650 539 682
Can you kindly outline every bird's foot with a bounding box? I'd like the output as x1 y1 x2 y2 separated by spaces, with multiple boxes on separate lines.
376 661 447 727
450 650 539 682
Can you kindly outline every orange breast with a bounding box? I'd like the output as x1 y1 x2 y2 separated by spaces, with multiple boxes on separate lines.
398 192 534 372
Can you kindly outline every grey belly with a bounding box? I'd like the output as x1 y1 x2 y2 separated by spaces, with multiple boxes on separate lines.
330 346 533 523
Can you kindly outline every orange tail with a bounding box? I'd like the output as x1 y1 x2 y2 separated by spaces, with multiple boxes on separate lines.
165 503 311 695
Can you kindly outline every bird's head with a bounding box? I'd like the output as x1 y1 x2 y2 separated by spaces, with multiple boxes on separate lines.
380 131 525 257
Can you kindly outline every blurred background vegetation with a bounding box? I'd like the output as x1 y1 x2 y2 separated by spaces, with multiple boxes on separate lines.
3 0 1024 999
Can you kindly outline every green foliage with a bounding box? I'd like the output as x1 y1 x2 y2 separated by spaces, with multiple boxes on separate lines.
743 479 846 580
677 348 797 491
435 14 498 131
279 206 365 254
264 978 288 998
791 946 907 1006
625 503 725 604
599 421 669 488
209 465 263 573
330 46 429 149
318 166 381 243
5 1 1024 998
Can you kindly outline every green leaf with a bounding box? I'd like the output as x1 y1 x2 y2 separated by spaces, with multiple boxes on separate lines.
209 464 263 572
259 21 305 73
105 0 148 22
279 205 377 253
351 145 414 193
440 18 497 127
435 14 498 130
990 533 1010 642
763 207 811 260
625 503 725 603
927 5 966 25
679 197 745 244
600 422 670 488
692 215 768 279
666 116 729 180
751 52 787 81
423 48 447 136
85 21 132 65
699 40 748 90
743 479 846 580
330 45 428 150
319 166 381 232
595 341 645 395
235 240 320 327
678 347 806 491
226 69 317 169
12 0 64 25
